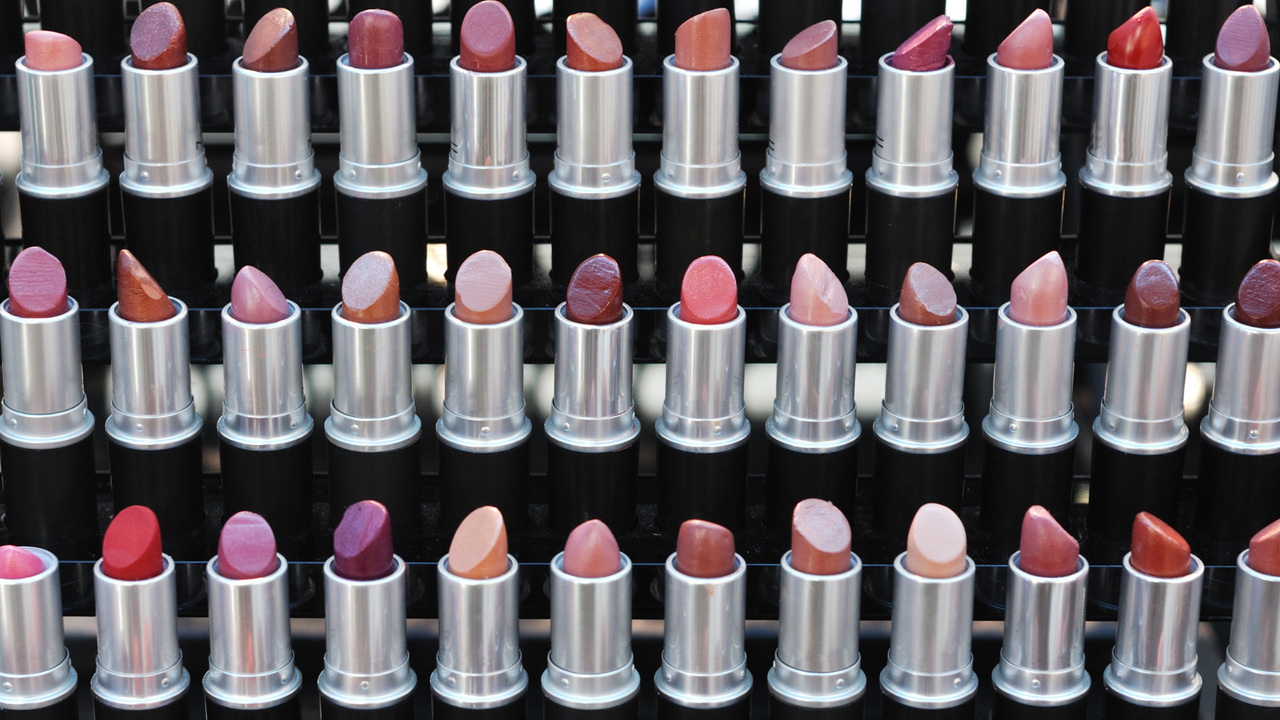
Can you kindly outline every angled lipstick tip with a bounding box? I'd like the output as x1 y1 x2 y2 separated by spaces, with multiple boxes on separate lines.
102 505 165 582
342 251 401 324
1123 260 1181 329
348 9 405 70
1107 6 1163 70
117 250 177 323
459 0 517 72
898 262 957 326
675 519 736 578
1215 5 1270 73
454 250 514 325
1008 251 1069 326
8 247 68 319
790 499 852 575
996 8 1054 70
788 253 848 327
23 30 83 72
891 15 952 72
448 506 509 580
562 519 622 578
674 8 732 72
1130 512 1191 578
1017 505 1079 578
779 19 839 71
333 500 395 581
565 254 624 325
243 7 299 72
1235 259 1280 328
1249 518 1280 576
217 511 279 580
131 2 188 71
566 12 624 72
0 546 48 580
905 503 967 578
680 255 738 325
230 265 290 324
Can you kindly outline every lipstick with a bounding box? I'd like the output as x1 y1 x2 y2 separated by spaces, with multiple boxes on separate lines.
656 520 752 720
657 256 749 535
336 10 429 297
758 0 840 60
432 507 527 720
1217 520 1280 720
1103 513 1204 719
0 546 79 720
547 255 640 536
204 513 303 720
15 31 112 301
542 520 640 720
319 501 417 720
142 0 227 60
349 0 431 60
326 252 423 554
243 0 329 60
978 252 1078 544
1180 6 1279 307
554 0 636 56
444 1 536 287
1075 7 1173 305
550 13 640 285
871 263 969 541
758 21 852 296
120 3 216 298
859 0 944 70
654 9 747 294
657 0 734 58
451 0 536 58
228 9 323 302
437 251 531 538
765 255 859 536
882 504 978 720
864 16 958 305
963 0 1051 60
218 266 314 560
91 507 191 720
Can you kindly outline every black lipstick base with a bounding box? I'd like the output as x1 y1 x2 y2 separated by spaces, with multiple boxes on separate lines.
1074 188 1170 305
1194 441 1280 545
1179 188 1277 307
871 436 966 541
550 190 640 286
18 187 112 297
656 694 750 720
969 188 1064 305
553 0 638 55
337 188 429 291
445 189 535 287
1087 440 1186 546
1102 691 1198 720
979 442 1076 544
321 694 414 720
122 189 217 296
108 436 205 560
93 697 190 720
655 188 745 296
880 697 975 720
219 438 314 557
656 440 749 536
328 439 423 557
990 692 1087 720
547 439 639 537
764 439 859 537
229 189 323 301
433 696 524 720
1213 687 1279 720
759 189 851 295
769 695 864 720
864 188 956 305
437 440 531 538
7 692 80 720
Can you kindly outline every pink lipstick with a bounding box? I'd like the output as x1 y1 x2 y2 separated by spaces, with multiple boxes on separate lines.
0 544 77 717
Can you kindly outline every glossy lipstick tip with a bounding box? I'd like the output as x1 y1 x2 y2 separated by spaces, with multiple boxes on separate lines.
333 500 395 581
891 15 952 72
131 2 187 71
789 253 848 326
905 503 966 578
8 247 68 319
459 0 517 72
102 505 165 582
117 250 177 323
217 512 279 580
1216 5 1270 73
997 9 1054 70
230 266 290 324
23 30 83 72
1248 518 1280 576
448 506 509 580
342 251 401 324
780 20 839 71
1107 6 1163 70
566 13 624 72
454 250 514 325
1008 251 1068 326
1130 512 1192 578
1124 260 1181 329
790 499 851 575
562 519 622 578
243 7 300 72
675 519 736 578
565 254 624 325
898 262 956 326
674 8 732 72
0 546 47 580
680 255 738 325
348 9 405 70
1017 505 1079 578
1234 259 1280 328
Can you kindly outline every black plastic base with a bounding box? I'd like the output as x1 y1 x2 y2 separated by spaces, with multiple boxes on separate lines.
18 186 112 296
122 187 217 295
553 0 637 55
109 435 205 560
1087 438 1187 546
1074 187 1170 304
0 689 79 720
870 432 967 541
757 0 843 59
0 433 98 560
1194 440 1280 544
656 694 750 720
337 188 429 290
451 0 536 57
962 0 1052 59
243 0 328 59
320 692 414 720
433 694 526 720
978 440 1076 544
759 189 851 293
654 188 745 294
550 189 640 286
768 693 863 720
1101 689 1198 720
880 696 974 720
1214 687 1280 720
545 694 640 720
328 438 423 556
990 692 1087 720
764 437 859 538
864 187 956 304
206 694 302 720
656 439 749 536
229 188 323 301
93 695 189 720
969 187 1064 304
657 0 735 57
1180 186 1277 307
219 436 314 555
546 439 639 537
437 439 531 538
445 188 535 287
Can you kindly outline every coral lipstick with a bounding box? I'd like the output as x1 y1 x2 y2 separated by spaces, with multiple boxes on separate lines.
1217 519 1280 719
0 545 77 719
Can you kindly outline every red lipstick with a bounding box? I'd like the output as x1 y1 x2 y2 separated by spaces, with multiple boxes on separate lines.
333 500 396 581
1108 7 1163 70
1131 512 1192 578
102 505 165 582
564 254 624 325
1219 517 1280 718
1124 260 1181 329
0 545 76 717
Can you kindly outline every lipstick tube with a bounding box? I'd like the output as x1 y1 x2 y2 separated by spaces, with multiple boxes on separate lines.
1180 55 1280 307
550 56 641 285
1075 54 1172 304
656 303 749 535
325 301 423 553
120 52 217 297
335 51 429 294
654 551 752 720
970 55 1067 304
318 556 417 720
1216 549 1280 720
654 56 747 293
436 304 532 537
204 553 303 720
1102 554 1204 720
443 57 536 287
542 551 640 720
764 304 859 536
0 548 79 720
546 303 640 536
14 52 112 299
90 556 191 720
431 554 527 720
870 306 970 541
228 57 323 300
881 553 978 720
768 551 865 720
217 302 315 558
979 305 1078 543
758 54 853 295
991 553 1090 720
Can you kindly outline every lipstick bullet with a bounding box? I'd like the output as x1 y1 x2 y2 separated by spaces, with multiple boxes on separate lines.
0 546 79 720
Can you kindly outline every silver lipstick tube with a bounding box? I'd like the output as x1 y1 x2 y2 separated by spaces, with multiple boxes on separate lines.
334 53 427 201
228 58 321 200
1203 304 1280 455
655 56 746 200
431 555 527 710
1221 550 1280 706
436 304 531 453
217 302 313 451
204 554 302 710
866 54 958 199
655 553 752 709
767 304 859 453
993 552 1090 707
546 303 639 452
983 304 1078 454
14 53 109 198
0 548 77 711
873 305 970 454
1093 307 1191 455
91 556 190 710
318 556 416 709
769 551 865 709
551 56 640 200
0 298 94 449
974 54 1066 199
1103 554 1204 707
760 55 851 199
656 304 749 453
1187 55 1279 199
443 56 536 200
120 54 213 199
1080 53 1173 198
325 301 421 453
881 552 978 710
542 552 640 710
106 300 202 450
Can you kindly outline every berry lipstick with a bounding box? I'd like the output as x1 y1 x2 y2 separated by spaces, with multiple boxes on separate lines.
1216 519 1280 720
0 546 78 719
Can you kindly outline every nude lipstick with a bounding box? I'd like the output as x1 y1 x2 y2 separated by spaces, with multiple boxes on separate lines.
542 520 640 720
547 255 640 536
554 0 636 56
757 0 840 60
655 519 752 720
204 513 303 720
769 500 865 720
437 251 531 537
326 252 422 554
654 9 747 294
16 31 112 300
758 21 853 295
120 3 217 298
1216 520 1280 720
451 0 535 58
243 0 328 62
963 0 1051 61
218 266 314 559
444 2 536 287
336 10 429 296
1180 6 1279 307
765 255 859 536
0 546 79 720
431 506 527 720
228 9 323 301
319 501 417 720
91 506 191 720
550 13 640 285
657 0 733 59
657 256 749 535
